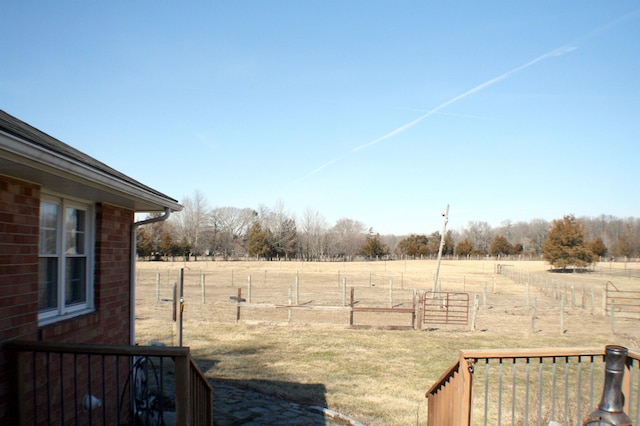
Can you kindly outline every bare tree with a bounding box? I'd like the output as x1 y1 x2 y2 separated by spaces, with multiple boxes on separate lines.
210 207 256 259
525 218 550 256
327 218 367 260
172 190 210 259
463 221 493 255
299 207 328 260
259 201 298 260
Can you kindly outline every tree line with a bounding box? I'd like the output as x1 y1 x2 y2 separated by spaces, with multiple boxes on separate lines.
136 191 640 264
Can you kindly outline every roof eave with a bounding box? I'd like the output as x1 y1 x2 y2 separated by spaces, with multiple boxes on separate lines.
0 130 182 213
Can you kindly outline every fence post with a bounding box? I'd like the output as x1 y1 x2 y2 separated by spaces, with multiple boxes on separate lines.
560 295 565 335
610 300 616 334
156 272 161 302
177 268 184 347
545 277 549 297
201 273 206 304
412 289 417 329
531 296 537 333
483 282 487 307
470 294 478 332
236 288 242 322
342 278 347 306
350 287 355 326
288 286 292 323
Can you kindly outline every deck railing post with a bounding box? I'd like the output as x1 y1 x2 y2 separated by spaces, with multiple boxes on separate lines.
174 351 191 426
11 349 27 426
458 351 473 425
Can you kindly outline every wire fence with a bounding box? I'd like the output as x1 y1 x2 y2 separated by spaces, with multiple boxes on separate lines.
134 260 640 344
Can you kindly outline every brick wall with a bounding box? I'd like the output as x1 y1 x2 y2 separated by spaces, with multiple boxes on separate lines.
0 176 40 421
93 203 134 345
0 174 136 422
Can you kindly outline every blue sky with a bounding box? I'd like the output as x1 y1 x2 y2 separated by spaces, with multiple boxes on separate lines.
2 1 638 235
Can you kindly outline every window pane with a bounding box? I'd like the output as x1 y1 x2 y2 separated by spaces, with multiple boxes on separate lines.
38 258 58 310
39 202 58 255
65 257 86 305
65 208 85 255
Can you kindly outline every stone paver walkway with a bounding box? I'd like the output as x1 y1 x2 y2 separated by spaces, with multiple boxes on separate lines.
211 381 364 426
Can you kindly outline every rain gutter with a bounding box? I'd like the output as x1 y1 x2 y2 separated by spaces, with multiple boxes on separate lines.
130 208 172 345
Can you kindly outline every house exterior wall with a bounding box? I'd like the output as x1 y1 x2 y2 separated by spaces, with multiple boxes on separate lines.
0 176 40 421
0 175 134 422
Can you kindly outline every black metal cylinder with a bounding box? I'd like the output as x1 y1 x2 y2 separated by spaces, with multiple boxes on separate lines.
583 345 632 425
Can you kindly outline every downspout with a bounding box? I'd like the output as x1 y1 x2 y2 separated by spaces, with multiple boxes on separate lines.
130 208 172 345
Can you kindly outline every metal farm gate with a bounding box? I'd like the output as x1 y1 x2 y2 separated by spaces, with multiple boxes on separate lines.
606 280 640 319
422 292 469 325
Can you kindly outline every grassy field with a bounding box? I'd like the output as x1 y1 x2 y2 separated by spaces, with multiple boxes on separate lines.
134 259 640 425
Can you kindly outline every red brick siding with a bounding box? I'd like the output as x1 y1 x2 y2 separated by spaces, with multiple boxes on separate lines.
0 176 40 421
0 174 136 423
0 177 40 341
94 203 133 345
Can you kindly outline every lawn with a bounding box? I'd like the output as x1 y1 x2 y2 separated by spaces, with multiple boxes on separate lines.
134 259 640 425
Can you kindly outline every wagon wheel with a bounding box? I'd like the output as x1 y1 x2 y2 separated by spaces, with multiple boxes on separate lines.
131 356 165 426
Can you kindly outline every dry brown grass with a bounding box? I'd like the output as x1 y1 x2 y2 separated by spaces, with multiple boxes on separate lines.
134 259 640 425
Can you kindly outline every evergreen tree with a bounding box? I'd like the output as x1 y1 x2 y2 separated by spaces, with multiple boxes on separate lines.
454 238 474 257
360 233 390 258
443 231 455 256
426 231 442 256
136 227 154 258
246 222 271 258
542 215 595 269
159 231 177 258
396 234 429 257
590 237 608 259
489 235 514 257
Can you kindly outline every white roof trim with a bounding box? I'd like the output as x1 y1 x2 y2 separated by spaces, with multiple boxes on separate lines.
0 129 182 212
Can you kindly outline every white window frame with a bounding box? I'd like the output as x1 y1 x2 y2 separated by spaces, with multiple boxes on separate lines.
38 193 95 325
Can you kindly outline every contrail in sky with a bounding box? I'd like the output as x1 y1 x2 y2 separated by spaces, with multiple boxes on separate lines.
297 44 575 182
297 9 639 182
349 44 576 154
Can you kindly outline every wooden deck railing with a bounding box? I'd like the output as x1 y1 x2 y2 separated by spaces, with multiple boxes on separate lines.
426 346 640 425
6 340 213 425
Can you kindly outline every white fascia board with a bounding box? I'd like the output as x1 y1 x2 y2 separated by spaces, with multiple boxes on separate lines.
0 130 182 212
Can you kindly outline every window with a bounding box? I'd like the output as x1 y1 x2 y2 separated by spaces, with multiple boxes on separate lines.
38 195 94 323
